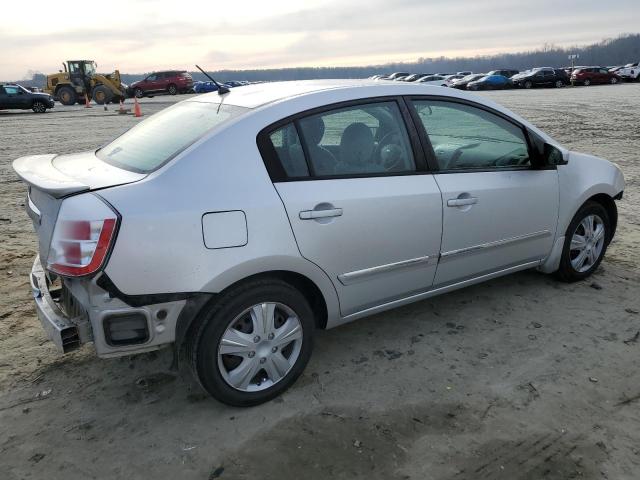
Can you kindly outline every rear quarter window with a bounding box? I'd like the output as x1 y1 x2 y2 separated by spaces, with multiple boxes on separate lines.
97 102 248 173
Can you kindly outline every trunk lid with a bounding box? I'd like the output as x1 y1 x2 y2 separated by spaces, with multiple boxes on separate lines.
13 151 145 263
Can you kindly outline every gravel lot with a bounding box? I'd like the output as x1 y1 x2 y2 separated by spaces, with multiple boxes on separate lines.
1 85 639 480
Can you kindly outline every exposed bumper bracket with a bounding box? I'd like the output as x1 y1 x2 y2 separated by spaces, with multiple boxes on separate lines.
30 256 91 353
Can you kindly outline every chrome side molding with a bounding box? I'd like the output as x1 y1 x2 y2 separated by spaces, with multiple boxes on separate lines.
338 255 432 286
340 260 542 324
440 230 551 259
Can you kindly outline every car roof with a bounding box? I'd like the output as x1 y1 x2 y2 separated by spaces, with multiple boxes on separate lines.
190 79 488 109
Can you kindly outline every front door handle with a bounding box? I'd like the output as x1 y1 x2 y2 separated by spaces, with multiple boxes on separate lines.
447 197 478 207
299 208 343 220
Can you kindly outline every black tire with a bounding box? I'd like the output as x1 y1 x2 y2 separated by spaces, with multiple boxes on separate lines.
555 201 610 282
56 86 76 105
189 278 315 406
31 101 47 113
134 87 144 98
584 79 591 86
167 83 178 95
555 80 563 88
610 77 618 85
524 80 533 89
92 85 112 105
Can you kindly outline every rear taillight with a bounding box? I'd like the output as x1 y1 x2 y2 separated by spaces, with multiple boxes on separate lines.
47 195 119 277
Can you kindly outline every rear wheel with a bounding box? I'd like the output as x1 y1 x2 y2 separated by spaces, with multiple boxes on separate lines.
32 101 47 113
56 86 76 105
555 80 563 88
167 83 178 95
555 201 610 282
189 279 315 406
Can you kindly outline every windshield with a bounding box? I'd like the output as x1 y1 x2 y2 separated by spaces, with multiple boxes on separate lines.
85 62 96 75
97 101 248 173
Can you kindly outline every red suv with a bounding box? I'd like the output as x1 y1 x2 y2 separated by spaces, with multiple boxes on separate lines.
571 67 621 86
128 70 193 98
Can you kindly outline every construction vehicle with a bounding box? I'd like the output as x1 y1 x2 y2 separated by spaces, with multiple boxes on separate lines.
44 60 126 105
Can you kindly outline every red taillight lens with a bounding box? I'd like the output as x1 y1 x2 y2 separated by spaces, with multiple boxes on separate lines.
47 195 119 277
48 219 117 276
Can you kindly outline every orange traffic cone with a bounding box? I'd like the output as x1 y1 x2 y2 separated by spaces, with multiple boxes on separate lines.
133 97 143 117
118 99 128 115
84 93 92 108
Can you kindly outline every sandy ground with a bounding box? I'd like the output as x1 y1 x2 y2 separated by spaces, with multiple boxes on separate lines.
1 85 639 480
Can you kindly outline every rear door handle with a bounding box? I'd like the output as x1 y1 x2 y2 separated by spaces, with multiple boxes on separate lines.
447 197 478 207
299 208 343 220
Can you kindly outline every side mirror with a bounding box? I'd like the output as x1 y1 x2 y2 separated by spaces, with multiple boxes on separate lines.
544 143 566 166
528 129 567 167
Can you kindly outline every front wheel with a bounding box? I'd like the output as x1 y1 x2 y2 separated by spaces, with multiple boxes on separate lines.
555 201 610 282
134 88 144 98
524 80 533 89
610 77 618 84
189 279 315 406
584 79 591 86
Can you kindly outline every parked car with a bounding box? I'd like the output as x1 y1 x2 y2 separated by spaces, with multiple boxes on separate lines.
616 63 639 81
193 81 219 94
570 67 621 86
13 80 624 406
456 71 473 76
385 72 410 80
511 68 569 88
467 74 512 90
487 69 519 78
0 84 55 113
128 70 194 98
399 74 430 82
415 75 449 86
450 74 485 89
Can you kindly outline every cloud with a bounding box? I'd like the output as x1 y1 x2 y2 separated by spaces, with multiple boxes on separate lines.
1 0 639 79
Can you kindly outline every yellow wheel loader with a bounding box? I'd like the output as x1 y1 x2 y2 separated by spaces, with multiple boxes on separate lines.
44 60 126 105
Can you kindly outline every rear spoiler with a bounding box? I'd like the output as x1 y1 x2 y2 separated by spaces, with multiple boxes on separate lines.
13 152 146 199
13 154 89 198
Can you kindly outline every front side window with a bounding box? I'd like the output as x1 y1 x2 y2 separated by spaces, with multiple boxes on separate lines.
295 101 416 176
411 100 530 170
97 101 248 173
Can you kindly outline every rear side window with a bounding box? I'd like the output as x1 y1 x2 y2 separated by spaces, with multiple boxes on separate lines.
411 100 530 170
97 102 248 173
263 101 416 179
297 101 415 176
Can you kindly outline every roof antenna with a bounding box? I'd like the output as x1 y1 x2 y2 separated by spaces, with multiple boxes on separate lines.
195 65 229 94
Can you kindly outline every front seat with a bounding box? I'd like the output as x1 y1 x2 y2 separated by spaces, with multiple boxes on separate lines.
297 116 336 176
339 122 374 173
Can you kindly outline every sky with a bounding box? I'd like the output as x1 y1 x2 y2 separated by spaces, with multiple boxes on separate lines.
1 0 639 80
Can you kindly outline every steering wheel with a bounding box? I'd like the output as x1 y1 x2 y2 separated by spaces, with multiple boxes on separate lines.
373 131 407 171
447 143 481 169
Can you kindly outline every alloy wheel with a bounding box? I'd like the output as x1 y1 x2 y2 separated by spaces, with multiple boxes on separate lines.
33 102 46 113
217 302 303 392
570 214 605 273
